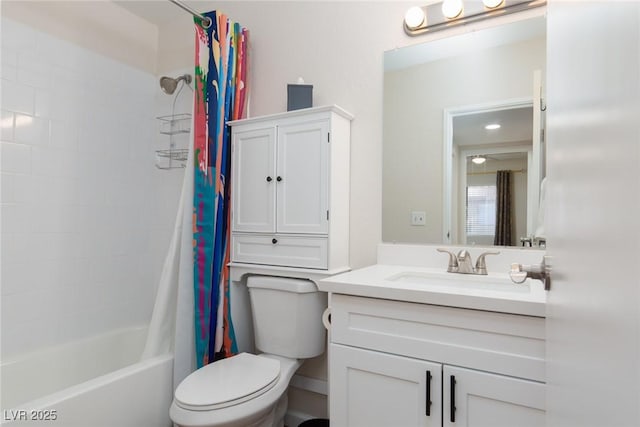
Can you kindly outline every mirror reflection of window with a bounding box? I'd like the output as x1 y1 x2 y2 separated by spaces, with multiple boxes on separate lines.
463 153 528 246
466 185 497 245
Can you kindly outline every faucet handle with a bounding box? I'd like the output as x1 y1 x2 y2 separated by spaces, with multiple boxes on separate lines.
474 251 500 275
436 248 458 273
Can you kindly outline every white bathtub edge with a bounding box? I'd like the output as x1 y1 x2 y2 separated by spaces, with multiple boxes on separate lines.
6 353 174 413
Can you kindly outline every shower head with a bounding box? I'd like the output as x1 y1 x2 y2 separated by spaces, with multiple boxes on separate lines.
159 74 192 95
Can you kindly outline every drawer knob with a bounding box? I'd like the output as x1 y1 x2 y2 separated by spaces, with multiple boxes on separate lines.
266 176 273 182
272 238 278 244
276 176 283 182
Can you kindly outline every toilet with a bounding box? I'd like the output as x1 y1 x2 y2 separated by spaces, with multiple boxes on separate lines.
170 276 326 427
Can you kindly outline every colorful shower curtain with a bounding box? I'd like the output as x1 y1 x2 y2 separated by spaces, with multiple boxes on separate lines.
192 12 249 368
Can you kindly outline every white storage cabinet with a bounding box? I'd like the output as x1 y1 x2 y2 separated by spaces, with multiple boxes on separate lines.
229 106 352 270
329 294 546 427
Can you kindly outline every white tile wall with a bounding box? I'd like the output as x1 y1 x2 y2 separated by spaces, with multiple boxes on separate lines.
1 18 186 359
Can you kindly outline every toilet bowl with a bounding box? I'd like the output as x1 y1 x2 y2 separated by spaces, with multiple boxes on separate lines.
170 353 301 427
170 276 326 427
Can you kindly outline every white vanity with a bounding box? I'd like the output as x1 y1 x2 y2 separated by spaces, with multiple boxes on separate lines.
318 244 547 427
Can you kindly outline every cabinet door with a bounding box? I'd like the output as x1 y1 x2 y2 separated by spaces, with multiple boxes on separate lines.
232 127 276 233
276 120 329 234
443 366 545 427
330 344 441 427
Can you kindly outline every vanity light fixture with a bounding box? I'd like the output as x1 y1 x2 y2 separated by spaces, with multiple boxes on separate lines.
404 6 426 30
403 0 546 36
483 0 505 9
472 155 487 165
485 123 501 130
442 0 464 19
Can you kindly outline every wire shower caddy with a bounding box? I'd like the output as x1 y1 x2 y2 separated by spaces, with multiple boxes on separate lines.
155 113 191 169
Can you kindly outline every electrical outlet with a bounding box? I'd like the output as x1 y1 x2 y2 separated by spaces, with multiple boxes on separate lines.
411 211 426 226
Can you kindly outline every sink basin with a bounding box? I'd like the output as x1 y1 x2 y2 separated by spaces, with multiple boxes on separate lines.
386 271 530 293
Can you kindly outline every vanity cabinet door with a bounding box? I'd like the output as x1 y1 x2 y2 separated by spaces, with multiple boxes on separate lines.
276 119 329 234
231 126 277 233
330 344 442 427
443 365 545 427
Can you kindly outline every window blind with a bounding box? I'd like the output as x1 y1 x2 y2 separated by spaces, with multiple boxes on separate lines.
466 185 496 236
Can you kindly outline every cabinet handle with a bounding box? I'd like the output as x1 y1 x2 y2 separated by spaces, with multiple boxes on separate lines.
450 375 456 423
425 370 432 416
276 176 283 182
266 176 273 182
272 238 278 244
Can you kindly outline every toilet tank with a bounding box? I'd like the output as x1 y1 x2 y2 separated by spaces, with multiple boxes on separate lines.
246 276 326 359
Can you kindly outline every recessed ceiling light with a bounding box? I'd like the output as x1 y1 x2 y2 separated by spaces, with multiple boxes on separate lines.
472 156 487 165
485 123 501 130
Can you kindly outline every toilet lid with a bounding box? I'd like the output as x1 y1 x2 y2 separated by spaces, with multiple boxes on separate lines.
174 353 281 411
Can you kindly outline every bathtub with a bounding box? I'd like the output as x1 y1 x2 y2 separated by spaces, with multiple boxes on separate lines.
1 326 173 426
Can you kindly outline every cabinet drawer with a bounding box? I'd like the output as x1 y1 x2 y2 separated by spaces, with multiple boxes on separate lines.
232 234 328 269
331 294 545 382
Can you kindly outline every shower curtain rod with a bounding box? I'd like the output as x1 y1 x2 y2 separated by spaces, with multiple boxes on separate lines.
168 0 212 28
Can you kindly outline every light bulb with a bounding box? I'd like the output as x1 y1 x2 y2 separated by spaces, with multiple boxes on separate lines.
485 123 501 130
483 0 504 9
472 156 487 165
404 6 426 29
442 0 464 19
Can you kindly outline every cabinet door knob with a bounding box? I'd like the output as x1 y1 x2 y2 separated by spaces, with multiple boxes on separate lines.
272 238 278 244
266 176 273 182
276 176 283 182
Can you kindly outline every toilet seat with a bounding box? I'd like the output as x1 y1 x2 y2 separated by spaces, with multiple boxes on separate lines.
174 353 281 411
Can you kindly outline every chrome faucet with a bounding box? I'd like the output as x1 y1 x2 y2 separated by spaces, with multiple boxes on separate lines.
456 250 474 274
437 248 500 275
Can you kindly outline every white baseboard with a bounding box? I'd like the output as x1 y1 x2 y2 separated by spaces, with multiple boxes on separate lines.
289 374 328 396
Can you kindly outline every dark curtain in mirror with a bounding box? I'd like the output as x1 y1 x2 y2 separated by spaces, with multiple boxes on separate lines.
494 170 513 246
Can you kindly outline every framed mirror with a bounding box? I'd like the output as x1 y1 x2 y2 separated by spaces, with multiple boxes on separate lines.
382 15 546 247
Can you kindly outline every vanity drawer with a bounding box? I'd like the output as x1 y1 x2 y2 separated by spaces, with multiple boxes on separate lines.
232 233 328 269
330 293 546 382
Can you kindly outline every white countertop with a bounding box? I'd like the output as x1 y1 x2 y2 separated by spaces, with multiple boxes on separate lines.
318 264 547 317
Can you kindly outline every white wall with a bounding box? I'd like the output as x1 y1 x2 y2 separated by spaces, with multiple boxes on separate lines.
0 15 179 359
383 36 545 243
